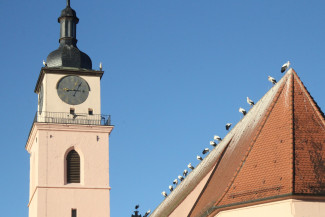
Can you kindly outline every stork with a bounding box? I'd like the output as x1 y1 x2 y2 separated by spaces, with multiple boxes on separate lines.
281 61 290 73
202 148 210 154
239 107 246 116
162 191 167 197
247 97 254 106
188 163 195 170
268 76 277 85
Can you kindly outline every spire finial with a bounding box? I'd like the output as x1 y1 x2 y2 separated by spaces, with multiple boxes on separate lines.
67 0 70 7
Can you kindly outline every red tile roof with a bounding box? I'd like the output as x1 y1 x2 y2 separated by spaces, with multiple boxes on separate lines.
189 69 325 217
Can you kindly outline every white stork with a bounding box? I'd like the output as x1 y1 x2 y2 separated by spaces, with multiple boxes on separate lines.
268 76 277 85
281 61 290 73
247 97 254 106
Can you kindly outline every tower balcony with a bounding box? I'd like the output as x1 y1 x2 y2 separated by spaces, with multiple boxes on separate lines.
32 111 111 126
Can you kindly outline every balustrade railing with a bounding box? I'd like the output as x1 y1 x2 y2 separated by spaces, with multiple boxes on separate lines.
32 111 111 126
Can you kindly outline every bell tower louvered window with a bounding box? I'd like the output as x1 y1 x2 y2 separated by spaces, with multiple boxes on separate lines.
67 150 80 183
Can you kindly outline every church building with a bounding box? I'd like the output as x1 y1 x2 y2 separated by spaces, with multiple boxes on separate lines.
26 1 113 217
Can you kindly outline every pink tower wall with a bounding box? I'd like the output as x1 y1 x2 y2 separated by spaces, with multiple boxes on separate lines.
26 123 113 217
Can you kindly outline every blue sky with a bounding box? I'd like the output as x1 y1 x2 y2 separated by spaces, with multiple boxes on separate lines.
1 0 325 216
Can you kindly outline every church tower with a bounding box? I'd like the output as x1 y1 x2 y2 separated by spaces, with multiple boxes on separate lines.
26 1 113 217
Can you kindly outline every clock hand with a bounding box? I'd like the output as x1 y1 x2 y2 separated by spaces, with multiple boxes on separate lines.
63 88 81 92
73 82 82 96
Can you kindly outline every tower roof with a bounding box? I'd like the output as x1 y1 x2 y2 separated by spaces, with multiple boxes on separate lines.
46 0 92 70
150 69 325 217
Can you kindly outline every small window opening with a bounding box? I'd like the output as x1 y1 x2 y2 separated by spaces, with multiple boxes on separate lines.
70 108 75 115
67 150 80 183
72 209 77 217
88 108 93 115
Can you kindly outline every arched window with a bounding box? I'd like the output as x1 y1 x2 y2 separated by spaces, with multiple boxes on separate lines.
67 150 80 183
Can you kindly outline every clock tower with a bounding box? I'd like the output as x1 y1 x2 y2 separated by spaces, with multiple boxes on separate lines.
26 1 113 217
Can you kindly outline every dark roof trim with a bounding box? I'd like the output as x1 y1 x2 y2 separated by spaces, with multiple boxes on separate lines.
203 193 293 217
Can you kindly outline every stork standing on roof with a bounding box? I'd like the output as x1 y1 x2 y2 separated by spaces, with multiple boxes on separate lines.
281 61 290 73
173 179 178 185
183 169 188 177
144 210 151 217
162 191 168 197
202 148 210 155
247 97 254 106
226 123 232 130
169 185 173 192
268 76 277 85
178 175 184 181
239 107 246 116
188 163 194 170
210 141 217 147
214 135 222 141
197 155 203 161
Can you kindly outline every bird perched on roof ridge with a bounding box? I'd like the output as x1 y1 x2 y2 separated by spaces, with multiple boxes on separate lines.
183 169 188 177
173 179 178 185
281 61 290 73
188 163 194 170
135 205 139 210
210 141 217 147
247 97 254 106
162 191 167 197
214 135 222 141
239 107 246 116
268 76 277 85
144 210 151 217
202 148 210 155
178 175 184 181
226 123 232 131
169 185 173 192
197 155 203 161
43 60 47 67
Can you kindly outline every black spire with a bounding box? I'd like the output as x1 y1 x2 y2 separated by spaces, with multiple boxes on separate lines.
58 0 79 46
46 0 92 69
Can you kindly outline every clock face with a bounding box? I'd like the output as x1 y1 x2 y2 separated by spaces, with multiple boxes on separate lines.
57 76 90 105
39 84 44 114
